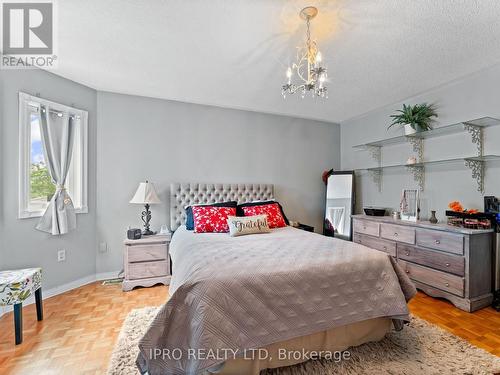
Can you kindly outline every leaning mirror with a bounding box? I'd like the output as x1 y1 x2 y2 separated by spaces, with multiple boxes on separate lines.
324 171 355 240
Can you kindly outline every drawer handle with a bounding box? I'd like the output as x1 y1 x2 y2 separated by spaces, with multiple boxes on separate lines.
383 246 387 250
435 240 441 244
363 226 367 230
405 251 410 256
405 270 410 274
445 282 450 287
445 263 450 267
394 232 399 237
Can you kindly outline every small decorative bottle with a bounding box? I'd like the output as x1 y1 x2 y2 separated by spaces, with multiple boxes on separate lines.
429 210 438 224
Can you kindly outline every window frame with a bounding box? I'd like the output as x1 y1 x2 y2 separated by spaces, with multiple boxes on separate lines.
18 92 88 219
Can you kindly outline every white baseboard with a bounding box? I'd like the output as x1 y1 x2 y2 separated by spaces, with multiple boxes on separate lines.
0 270 121 319
95 270 121 281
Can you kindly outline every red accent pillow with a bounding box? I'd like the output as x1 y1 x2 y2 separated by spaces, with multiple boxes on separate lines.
241 203 287 229
192 206 237 233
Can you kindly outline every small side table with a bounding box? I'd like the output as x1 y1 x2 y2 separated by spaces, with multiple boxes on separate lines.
296 223 314 232
123 234 171 292
0 268 43 345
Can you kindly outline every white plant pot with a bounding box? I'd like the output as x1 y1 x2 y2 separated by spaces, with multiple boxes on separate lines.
404 124 417 135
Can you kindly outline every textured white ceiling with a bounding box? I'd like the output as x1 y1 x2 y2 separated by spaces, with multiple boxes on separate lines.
51 0 500 123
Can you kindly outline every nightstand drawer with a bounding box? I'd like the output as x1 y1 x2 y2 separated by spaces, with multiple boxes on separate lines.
128 260 168 280
397 243 465 276
127 244 167 262
353 219 380 237
353 233 396 257
398 260 464 297
416 229 464 255
381 223 415 244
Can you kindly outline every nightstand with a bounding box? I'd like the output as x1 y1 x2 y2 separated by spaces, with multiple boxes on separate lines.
296 223 314 232
123 234 171 292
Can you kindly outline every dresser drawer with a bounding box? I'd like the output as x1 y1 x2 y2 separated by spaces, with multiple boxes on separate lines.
353 233 396 257
398 260 464 297
128 260 168 280
397 244 465 276
127 244 167 262
416 229 464 255
353 219 380 237
380 224 415 244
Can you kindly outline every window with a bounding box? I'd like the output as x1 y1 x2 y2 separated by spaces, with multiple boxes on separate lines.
18 92 88 218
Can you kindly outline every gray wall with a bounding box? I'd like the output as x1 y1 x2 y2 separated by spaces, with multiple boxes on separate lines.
96 92 340 274
341 63 500 218
3 61 500 289
0 70 97 289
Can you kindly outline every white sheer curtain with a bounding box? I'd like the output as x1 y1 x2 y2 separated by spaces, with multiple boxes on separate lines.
35 105 76 235
327 207 345 234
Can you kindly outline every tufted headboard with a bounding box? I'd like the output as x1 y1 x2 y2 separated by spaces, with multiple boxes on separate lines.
170 183 274 231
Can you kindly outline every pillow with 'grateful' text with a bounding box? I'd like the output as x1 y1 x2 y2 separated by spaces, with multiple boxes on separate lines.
227 215 270 237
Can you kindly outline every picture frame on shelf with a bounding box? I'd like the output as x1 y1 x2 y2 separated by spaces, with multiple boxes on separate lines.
400 189 420 222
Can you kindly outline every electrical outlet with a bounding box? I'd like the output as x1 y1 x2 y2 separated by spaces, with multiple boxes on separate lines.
99 242 108 253
57 249 66 262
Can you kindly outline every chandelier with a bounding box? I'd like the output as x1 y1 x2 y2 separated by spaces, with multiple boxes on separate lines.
282 6 327 99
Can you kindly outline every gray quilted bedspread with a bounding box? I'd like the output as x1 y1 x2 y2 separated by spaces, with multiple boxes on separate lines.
137 226 416 375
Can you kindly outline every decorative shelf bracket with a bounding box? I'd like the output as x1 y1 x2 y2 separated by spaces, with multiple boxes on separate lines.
464 159 484 193
366 145 381 164
368 168 382 192
405 165 425 191
463 123 484 157
406 137 424 162
366 146 382 192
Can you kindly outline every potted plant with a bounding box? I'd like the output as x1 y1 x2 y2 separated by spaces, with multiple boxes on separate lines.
388 103 438 135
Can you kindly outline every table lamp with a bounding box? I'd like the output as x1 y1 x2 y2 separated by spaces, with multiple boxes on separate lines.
130 180 161 235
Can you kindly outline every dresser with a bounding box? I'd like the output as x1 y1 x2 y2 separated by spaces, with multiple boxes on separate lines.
352 215 493 312
123 234 171 292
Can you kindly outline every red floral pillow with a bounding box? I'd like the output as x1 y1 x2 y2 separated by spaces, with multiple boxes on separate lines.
241 203 287 229
192 206 237 233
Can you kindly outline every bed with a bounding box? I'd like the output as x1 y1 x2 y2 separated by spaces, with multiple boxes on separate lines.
137 183 416 375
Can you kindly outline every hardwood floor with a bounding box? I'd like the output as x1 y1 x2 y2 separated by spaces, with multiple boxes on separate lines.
0 282 498 374
0 282 168 375
409 292 500 357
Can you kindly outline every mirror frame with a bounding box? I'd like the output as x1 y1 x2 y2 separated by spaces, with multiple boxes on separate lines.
323 170 355 241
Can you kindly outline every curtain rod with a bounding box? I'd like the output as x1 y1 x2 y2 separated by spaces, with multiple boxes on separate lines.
27 103 81 120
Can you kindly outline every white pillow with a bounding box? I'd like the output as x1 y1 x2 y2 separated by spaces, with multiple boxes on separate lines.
227 215 270 237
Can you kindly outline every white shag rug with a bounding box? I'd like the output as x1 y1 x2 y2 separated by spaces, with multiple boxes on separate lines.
107 307 500 375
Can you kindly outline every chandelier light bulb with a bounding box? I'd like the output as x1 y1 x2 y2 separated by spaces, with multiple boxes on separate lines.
315 51 322 64
286 67 292 78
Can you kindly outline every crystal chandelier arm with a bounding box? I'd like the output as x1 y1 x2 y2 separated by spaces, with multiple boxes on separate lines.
282 83 306 95
294 53 309 83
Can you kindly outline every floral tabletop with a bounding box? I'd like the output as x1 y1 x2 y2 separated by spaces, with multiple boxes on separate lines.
0 268 42 306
